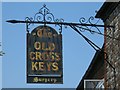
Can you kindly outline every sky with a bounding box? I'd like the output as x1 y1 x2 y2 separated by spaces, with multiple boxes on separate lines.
1 2 104 89
0 2 2 89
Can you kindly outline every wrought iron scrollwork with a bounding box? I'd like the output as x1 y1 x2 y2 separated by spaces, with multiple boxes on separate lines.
6 4 116 41
25 17 34 25
54 18 64 33
25 17 34 33
79 16 102 34
34 4 55 22
25 4 64 33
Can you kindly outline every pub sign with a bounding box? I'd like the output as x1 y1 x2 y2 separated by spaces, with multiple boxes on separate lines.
27 25 63 84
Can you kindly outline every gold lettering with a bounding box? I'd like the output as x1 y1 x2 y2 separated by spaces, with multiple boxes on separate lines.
32 62 38 70
48 32 52 38
43 29 47 37
36 52 42 60
30 52 35 60
42 42 49 51
39 62 45 71
45 78 47 83
34 42 41 50
52 62 58 71
47 62 51 71
37 29 42 37
49 43 55 51
55 53 60 61
42 52 49 60
41 52 45 60
34 42 56 51
49 52 55 61
53 34 57 37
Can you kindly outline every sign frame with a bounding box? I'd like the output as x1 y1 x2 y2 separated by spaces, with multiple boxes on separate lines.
26 25 63 84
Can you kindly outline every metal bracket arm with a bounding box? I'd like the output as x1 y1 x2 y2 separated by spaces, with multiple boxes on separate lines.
6 20 114 28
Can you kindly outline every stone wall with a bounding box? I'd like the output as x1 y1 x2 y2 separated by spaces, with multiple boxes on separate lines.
105 4 120 89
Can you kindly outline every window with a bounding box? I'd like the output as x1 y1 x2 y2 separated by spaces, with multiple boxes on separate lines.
84 79 104 89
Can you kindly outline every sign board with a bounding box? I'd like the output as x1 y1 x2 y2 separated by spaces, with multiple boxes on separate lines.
27 25 63 84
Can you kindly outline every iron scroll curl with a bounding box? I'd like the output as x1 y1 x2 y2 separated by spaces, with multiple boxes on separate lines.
25 4 64 33
79 16 102 34
6 4 117 85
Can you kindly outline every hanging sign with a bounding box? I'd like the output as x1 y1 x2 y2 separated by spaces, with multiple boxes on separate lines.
27 25 63 84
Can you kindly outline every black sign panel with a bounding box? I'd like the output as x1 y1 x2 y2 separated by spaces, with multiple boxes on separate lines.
27 25 63 84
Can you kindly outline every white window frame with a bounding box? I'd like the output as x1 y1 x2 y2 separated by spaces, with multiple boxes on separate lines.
84 79 104 89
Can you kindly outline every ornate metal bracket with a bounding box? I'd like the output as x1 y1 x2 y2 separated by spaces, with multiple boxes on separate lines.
6 4 116 51
25 4 64 33
6 4 117 87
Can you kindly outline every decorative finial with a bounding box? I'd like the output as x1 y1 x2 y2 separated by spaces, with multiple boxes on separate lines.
43 4 46 7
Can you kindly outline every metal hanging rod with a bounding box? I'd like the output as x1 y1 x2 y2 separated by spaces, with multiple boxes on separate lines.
6 20 114 28
69 24 101 51
6 4 117 87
